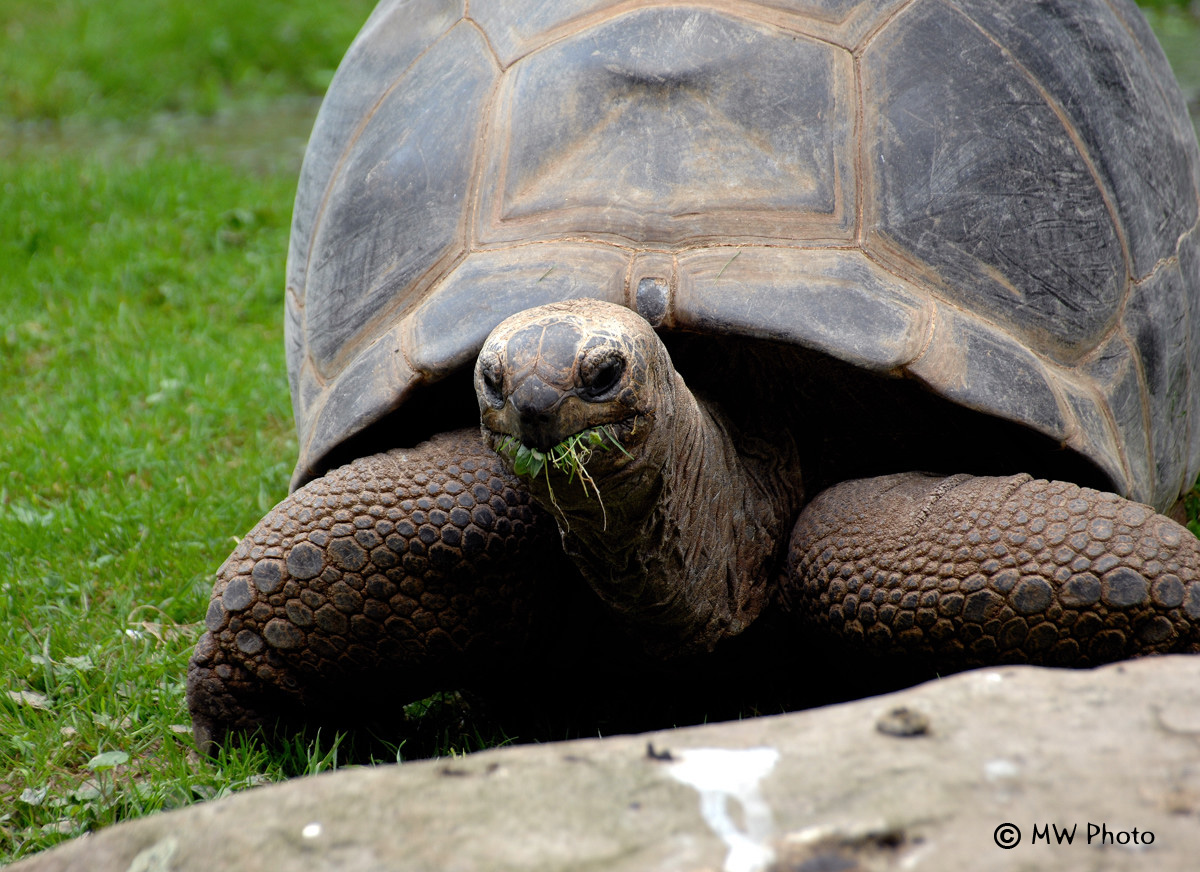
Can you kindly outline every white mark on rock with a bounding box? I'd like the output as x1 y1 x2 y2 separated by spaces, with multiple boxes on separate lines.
125 836 179 872
302 822 322 839
668 747 780 872
984 758 1020 781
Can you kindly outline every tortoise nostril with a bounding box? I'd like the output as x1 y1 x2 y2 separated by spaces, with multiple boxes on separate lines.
511 376 561 418
510 377 569 452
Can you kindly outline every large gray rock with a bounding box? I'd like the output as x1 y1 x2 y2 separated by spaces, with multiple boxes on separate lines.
15 656 1200 871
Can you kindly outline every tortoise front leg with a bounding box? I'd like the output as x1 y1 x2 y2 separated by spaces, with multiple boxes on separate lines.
186 429 571 753
785 472 1200 671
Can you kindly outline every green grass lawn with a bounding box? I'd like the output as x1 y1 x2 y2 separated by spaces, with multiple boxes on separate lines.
1 0 1199 865
0 0 377 862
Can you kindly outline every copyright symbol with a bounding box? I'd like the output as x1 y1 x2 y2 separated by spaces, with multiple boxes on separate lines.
994 823 1021 849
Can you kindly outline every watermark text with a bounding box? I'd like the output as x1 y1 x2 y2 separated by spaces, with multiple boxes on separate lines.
993 822 1154 849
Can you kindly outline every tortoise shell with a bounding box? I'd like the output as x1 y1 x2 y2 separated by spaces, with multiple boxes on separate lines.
284 0 1200 511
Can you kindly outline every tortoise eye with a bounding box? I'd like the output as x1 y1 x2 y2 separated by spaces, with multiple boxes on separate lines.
581 352 625 400
477 354 506 408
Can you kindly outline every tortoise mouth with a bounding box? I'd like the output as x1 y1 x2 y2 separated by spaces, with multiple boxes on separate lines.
484 414 645 483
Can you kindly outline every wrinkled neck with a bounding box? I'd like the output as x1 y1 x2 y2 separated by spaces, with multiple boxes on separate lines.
555 372 802 657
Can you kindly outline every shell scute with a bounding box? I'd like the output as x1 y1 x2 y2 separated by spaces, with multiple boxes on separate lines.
1082 333 1154 504
404 245 629 381
1126 259 1193 508
303 22 498 379
907 307 1068 448
862 1 1124 362
477 6 855 247
288 0 466 301
953 0 1200 279
673 248 929 372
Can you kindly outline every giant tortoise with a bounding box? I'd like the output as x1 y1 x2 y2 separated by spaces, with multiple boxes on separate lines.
188 0 1200 751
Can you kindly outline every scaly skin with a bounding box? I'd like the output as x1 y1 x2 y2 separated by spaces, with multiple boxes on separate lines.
186 430 569 752
786 472 1200 668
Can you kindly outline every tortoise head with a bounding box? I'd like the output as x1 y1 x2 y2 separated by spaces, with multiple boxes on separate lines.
474 299 677 504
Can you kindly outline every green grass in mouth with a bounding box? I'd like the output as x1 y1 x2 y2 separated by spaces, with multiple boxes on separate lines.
496 425 632 527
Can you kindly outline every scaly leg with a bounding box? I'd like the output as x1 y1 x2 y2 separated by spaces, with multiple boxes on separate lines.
186 429 573 752
785 473 1200 670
